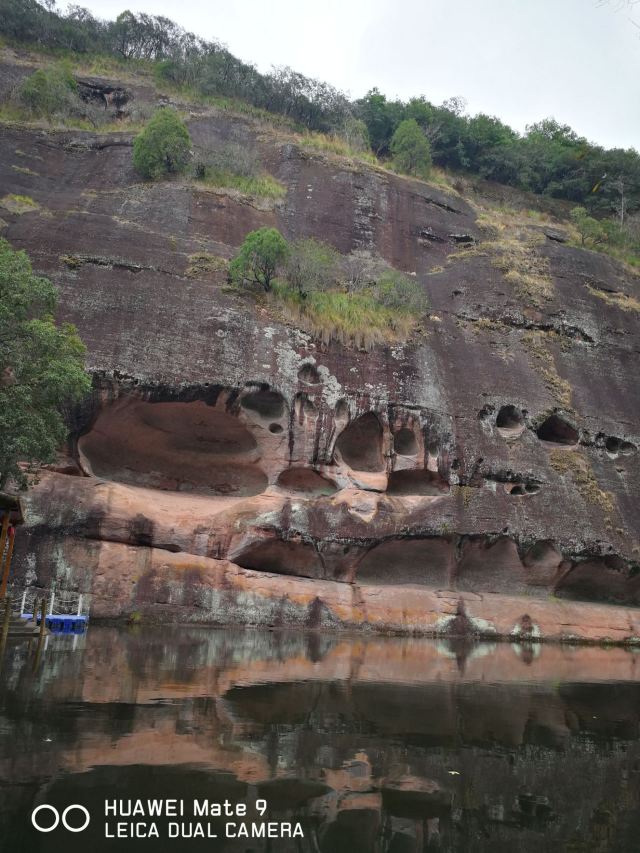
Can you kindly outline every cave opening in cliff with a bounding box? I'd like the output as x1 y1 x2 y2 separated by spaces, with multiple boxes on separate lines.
554 558 635 606
536 414 579 445
496 405 525 438
522 540 563 586
393 427 418 456
335 412 385 472
234 539 324 579
78 399 268 496
387 469 449 496
276 468 337 495
456 536 526 595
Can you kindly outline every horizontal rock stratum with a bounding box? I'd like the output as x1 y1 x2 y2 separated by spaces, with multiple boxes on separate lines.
1 52 639 642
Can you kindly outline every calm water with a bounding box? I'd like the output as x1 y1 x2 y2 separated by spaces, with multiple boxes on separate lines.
1 626 640 852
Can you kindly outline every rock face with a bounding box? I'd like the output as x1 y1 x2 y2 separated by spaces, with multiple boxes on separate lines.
1 56 639 640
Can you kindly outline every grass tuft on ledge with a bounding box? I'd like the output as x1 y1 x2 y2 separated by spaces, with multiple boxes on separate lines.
272 282 416 349
297 131 377 165
196 168 286 200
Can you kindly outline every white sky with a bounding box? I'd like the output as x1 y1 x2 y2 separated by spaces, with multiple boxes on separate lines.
63 0 639 150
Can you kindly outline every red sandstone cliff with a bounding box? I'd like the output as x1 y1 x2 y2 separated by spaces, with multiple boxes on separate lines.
1 50 639 641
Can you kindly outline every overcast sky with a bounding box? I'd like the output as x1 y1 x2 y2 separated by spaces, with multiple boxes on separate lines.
63 0 639 150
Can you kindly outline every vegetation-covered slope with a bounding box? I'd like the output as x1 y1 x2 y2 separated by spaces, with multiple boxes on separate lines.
1 0 640 236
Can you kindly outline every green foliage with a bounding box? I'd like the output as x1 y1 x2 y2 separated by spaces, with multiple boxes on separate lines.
390 119 432 178
355 91 640 217
132 108 191 179
357 88 405 155
284 238 339 296
0 238 90 490
229 228 289 292
274 242 428 347
18 64 78 119
569 207 640 267
570 206 608 246
154 58 183 85
229 227 428 346
4 3 640 218
0 0 103 52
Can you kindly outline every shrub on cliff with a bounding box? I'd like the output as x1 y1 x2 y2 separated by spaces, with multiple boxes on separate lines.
390 118 432 179
132 108 192 179
18 64 79 120
274 251 429 349
371 268 429 314
284 238 339 296
570 206 608 247
0 238 91 490
229 228 289 292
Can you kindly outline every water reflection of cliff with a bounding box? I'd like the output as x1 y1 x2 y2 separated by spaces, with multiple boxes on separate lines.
1 627 640 851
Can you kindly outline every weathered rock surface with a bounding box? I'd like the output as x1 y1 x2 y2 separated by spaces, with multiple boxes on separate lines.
1 55 639 640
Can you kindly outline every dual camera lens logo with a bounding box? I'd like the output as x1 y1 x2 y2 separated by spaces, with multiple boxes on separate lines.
31 804 90 833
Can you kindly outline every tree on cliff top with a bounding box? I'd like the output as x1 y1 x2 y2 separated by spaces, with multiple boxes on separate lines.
229 228 289 292
390 119 432 179
0 239 91 490
570 206 608 246
132 107 192 179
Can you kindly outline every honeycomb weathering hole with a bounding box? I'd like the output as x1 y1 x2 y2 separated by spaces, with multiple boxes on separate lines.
276 468 337 495
295 392 316 418
605 436 636 456
334 399 350 420
297 363 321 385
78 399 267 496
393 427 418 456
606 437 621 454
536 414 579 445
496 405 525 438
506 483 540 496
240 389 285 419
387 469 450 496
335 412 384 472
